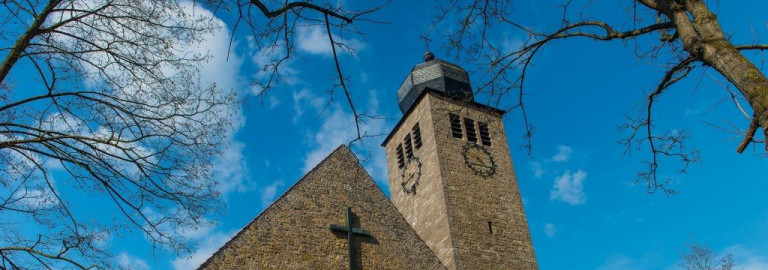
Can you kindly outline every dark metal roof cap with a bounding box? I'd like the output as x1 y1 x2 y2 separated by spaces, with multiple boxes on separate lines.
423 51 435 62
397 55 473 113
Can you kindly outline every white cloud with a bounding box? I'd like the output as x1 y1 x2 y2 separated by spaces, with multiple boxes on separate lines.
724 245 768 270
684 108 701 116
211 140 250 195
180 2 243 94
43 158 64 171
172 231 235 270
178 218 216 241
92 230 111 249
268 95 281 109
530 162 544 178
357 90 389 186
140 205 220 262
596 254 642 270
117 252 150 270
15 188 56 208
40 112 88 135
550 170 587 205
300 90 389 186
665 244 768 270
37 112 159 178
140 206 227 270
36 2 247 190
0 144 58 210
92 127 157 177
292 88 326 123
296 25 365 56
260 180 284 207
544 223 557 238
181 2 250 198
501 33 525 53
301 106 358 173
552 145 573 162
249 42 300 93
363 137 390 187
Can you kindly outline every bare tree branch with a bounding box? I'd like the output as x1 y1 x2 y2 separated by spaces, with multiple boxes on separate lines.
679 242 734 270
0 1 237 268
249 0 353 23
324 13 361 140
231 0 386 143
737 116 760 153
435 0 768 194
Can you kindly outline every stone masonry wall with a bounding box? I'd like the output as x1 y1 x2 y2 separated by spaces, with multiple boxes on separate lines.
428 93 538 270
384 94 458 269
199 146 446 270
384 91 538 270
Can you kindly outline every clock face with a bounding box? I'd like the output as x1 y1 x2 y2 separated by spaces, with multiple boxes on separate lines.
401 157 422 194
462 143 496 177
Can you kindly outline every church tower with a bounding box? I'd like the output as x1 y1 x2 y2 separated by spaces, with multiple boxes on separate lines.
382 52 538 270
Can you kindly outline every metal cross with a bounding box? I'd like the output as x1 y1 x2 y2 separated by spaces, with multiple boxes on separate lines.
419 34 432 51
329 207 372 270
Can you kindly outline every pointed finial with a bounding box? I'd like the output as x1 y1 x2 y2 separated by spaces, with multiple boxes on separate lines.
418 34 434 62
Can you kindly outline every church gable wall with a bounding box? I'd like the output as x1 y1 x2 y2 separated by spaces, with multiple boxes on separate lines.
199 146 445 270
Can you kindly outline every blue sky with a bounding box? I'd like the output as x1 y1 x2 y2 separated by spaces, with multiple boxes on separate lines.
7 1 768 269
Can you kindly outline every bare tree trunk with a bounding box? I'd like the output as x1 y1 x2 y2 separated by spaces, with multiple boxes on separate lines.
439 0 768 192
689 1 768 127
654 0 768 144
0 0 57 84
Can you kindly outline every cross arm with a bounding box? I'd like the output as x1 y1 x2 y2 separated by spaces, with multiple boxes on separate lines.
329 224 371 236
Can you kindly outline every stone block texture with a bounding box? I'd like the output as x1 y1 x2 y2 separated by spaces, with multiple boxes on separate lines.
384 92 538 270
199 146 445 270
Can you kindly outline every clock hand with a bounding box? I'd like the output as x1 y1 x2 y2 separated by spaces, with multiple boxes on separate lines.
470 150 481 160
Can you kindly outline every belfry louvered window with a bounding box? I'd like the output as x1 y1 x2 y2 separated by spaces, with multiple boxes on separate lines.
449 113 462 139
478 122 491 146
396 144 405 168
404 134 414 158
464 117 477 143
412 123 422 149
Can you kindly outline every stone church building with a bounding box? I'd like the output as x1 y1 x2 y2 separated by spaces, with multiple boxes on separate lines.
198 53 538 269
